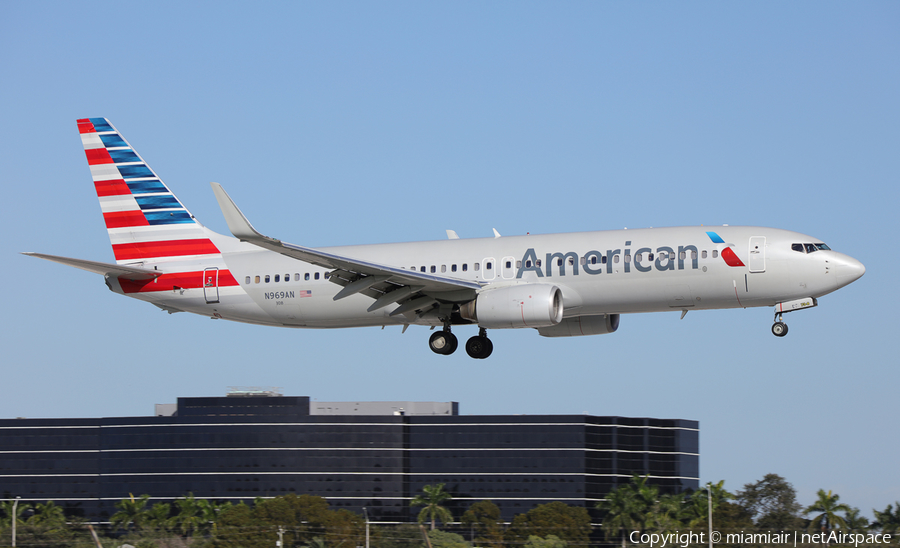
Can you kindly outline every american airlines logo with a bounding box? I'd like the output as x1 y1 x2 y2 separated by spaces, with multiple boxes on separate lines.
516 232 744 279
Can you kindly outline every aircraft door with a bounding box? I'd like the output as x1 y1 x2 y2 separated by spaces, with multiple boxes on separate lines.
482 258 496 281
203 267 220 304
501 256 516 279
749 237 766 273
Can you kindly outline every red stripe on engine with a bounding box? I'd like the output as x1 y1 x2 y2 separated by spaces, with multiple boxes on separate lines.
103 210 150 229
85 148 114 165
112 239 221 261
721 247 746 268
95 179 132 197
77 119 96 134
120 270 240 294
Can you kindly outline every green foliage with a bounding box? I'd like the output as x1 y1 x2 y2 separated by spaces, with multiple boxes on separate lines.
507 501 591 546
461 500 504 548
373 523 426 548
523 535 567 548
872 502 900 535
804 489 851 534
411 484 454 530
110 494 152 532
427 529 471 548
735 473 803 530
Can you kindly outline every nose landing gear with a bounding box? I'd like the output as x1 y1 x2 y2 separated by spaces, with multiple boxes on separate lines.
771 312 788 337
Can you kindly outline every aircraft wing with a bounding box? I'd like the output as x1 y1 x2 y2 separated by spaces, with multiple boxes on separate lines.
22 252 161 280
211 183 481 311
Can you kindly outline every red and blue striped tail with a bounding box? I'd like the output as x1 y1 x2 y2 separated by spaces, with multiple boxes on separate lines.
77 118 222 265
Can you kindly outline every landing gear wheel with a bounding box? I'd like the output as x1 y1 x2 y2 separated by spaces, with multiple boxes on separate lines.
465 336 493 359
429 331 458 355
771 322 788 337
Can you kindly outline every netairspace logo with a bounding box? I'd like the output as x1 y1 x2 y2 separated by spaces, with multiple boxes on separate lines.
628 530 893 548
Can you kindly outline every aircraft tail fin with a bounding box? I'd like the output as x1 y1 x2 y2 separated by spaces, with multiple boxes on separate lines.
77 118 223 265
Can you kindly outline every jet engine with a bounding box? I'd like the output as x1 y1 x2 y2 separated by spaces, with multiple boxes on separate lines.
459 284 563 329
537 314 620 337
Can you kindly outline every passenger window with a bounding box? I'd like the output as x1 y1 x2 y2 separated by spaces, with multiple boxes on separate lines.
614 255 620 264
647 253 653 261
324 272 330 279
274 274 280 282
451 264 457 272
712 250 718 258
314 273 320 280
420 266 426 272
462 264 468 272
702 251 707 259
516 260 522 268
255 276 260 284
680 251 686 260
536 259 542 267
245 276 251 284
485 262 492 270
286 273 290 281
506 260 512 269
557 258 563 266
691 251 697 260
601 256 607 264
431 265 436 273
265 275 270 283
305 273 310 281
567 257 574 266
635 253 642 262
474 263 480 271
590 256 597 265
625 254 631 263
441 265 446 273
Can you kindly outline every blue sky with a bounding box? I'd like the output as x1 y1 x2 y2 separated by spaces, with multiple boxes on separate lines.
2 2 897 519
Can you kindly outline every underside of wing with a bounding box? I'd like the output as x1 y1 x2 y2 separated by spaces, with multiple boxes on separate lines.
210 183 481 315
22 252 162 280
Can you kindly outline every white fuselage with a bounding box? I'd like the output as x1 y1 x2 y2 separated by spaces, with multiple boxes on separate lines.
106 225 863 329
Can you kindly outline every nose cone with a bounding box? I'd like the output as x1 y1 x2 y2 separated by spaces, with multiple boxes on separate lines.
834 254 866 288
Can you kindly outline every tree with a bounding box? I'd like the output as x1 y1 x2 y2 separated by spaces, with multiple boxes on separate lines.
29 501 66 528
843 507 869 533
735 474 803 530
647 492 688 534
461 500 504 548
684 481 733 528
872 502 900 535
411 484 454 530
110 494 151 531
507 502 591 546
428 529 471 548
805 489 850 539
171 492 206 536
143 502 172 531
523 535 567 548
597 483 640 547
0 499 33 527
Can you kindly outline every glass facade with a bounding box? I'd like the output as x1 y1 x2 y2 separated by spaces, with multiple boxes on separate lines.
0 397 698 522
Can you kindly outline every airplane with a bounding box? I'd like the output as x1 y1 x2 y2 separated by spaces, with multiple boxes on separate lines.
24 118 866 359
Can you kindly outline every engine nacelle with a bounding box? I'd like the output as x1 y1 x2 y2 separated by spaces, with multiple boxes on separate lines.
459 284 563 329
537 314 620 337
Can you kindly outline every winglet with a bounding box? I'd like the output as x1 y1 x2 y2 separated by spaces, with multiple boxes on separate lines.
446 230 460 240
492 228 501 238
210 182 274 243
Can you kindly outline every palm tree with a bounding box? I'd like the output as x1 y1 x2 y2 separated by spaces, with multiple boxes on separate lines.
805 489 851 544
872 502 900 535
0 499 33 527
171 493 205 536
843 507 869 533
648 492 687 534
197 498 232 536
29 501 66 526
110 494 151 531
597 484 640 547
411 483 454 530
144 502 173 531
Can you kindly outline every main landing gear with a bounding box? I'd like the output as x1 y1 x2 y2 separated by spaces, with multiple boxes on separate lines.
771 312 788 337
428 326 493 359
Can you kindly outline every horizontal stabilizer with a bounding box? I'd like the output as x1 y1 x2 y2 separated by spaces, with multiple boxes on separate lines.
22 252 161 280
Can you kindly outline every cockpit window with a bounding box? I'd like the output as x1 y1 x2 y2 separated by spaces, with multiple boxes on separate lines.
793 242 832 253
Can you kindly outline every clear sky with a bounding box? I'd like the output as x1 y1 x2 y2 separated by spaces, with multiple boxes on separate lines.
2 1 897 520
